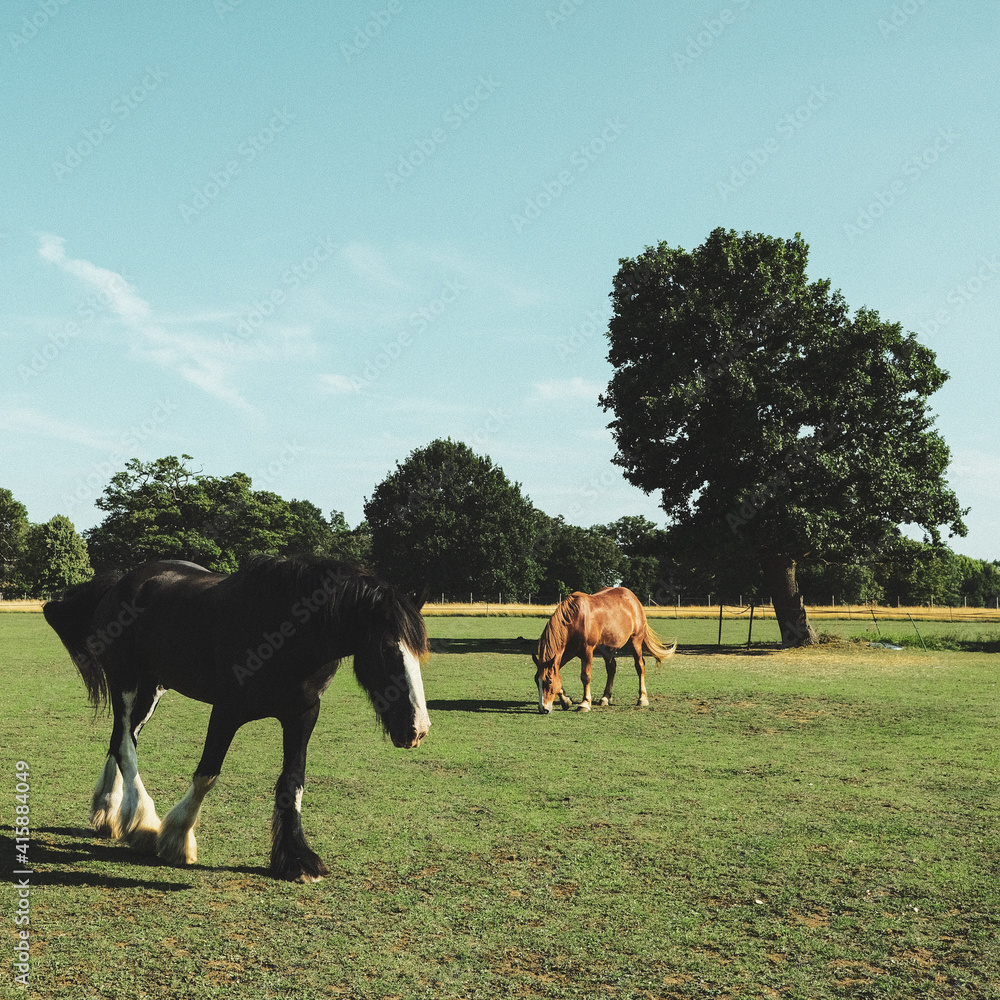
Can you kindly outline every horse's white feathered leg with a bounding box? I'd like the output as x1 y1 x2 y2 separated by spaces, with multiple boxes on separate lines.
157 774 217 865
90 755 124 838
117 690 162 853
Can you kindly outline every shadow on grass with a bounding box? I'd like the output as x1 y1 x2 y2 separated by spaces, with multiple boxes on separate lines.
678 643 783 656
429 637 790 658
31 869 195 890
3 827 270 889
430 638 536 655
426 698 536 714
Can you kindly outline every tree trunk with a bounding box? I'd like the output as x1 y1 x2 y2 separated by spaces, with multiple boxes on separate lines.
762 554 818 647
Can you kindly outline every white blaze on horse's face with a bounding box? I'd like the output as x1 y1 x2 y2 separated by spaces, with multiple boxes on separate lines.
535 662 561 714
400 641 431 746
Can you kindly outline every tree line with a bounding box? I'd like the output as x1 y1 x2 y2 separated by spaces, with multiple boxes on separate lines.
2 442 996 607
3 228 990 642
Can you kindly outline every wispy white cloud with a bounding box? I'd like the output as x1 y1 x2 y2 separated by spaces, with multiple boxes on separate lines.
36 234 252 411
37 233 151 326
949 449 1000 498
339 241 546 311
341 242 411 292
403 244 546 307
530 377 605 403
318 373 361 394
0 407 120 452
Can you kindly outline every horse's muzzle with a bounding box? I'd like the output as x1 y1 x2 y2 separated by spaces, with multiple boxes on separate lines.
392 725 429 749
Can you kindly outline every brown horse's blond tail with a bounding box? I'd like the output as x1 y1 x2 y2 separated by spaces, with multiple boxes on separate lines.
642 626 678 665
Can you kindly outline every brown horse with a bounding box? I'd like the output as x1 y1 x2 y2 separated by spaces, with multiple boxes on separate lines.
533 587 677 714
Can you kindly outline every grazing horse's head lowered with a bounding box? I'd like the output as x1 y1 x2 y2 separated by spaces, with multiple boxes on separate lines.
532 652 567 715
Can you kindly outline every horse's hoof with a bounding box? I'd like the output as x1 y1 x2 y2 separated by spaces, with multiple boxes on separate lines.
273 854 330 883
576 703 591 713
157 827 197 866
598 697 611 707
91 814 122 840
637 697 650 708
126 826 162 855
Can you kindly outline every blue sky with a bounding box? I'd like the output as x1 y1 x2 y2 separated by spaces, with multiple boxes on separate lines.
4 2 998 560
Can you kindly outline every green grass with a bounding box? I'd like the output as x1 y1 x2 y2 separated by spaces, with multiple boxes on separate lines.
2 612 998 998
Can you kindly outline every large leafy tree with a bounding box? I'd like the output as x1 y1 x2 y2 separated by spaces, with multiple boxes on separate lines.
796 560 885 606
0 488 30 597
314 509 372 568
20 515 93 598
600 228 967 645
955 554 1000 608
0 492 93 597
86 455 340 573
364 438 541 597
877 538 969 608
534 514 623 598
597 515 668 599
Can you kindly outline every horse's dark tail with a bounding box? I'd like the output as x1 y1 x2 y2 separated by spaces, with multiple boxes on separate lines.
43 573 122 711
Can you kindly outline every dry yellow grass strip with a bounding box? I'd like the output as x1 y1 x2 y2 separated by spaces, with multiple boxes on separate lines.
0 600 45 612
422 601 1000 622
7 597 998 625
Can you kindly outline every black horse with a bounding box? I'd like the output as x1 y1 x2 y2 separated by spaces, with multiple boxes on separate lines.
43 555 431 882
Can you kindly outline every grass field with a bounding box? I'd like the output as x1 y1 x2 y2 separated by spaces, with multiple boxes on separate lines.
2 611 998 998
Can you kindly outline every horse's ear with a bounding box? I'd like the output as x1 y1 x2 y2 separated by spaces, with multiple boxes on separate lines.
531 654 540 667
409 584 431 610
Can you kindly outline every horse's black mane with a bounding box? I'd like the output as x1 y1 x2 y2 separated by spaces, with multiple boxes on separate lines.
240 553 367 597
237 554 429 657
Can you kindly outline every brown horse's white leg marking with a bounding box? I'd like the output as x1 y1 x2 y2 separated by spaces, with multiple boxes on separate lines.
577 648 594 711
117 690 163 853
157 774 217 865
631 638 649 706
90 755 124 838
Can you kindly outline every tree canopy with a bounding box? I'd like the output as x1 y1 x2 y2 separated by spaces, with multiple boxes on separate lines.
0 490 93 598
85 456 351 574
364 438 541 596
593 516 669 599
3 427 991 607
534 513 623 598
600 228 968 644
0 488 30 597
20 515 93 598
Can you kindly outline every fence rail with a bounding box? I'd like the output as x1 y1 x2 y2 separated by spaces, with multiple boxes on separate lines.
420 599 1000 622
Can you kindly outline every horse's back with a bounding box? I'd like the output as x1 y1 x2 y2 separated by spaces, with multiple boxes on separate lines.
589 587 646 647
540 586 649 660
94 560 225 700
98 560 222 642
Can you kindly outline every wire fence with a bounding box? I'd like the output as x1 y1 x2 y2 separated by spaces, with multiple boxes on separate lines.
421 594 1000 622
